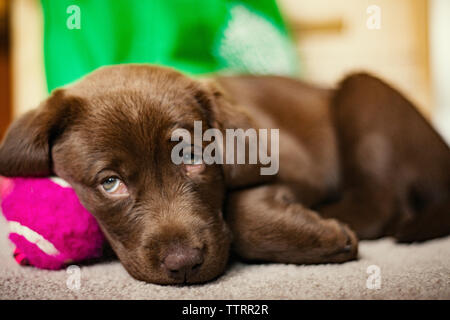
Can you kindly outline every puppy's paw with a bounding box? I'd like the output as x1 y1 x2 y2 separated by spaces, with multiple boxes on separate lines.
335 222 359 261
321 220 359 263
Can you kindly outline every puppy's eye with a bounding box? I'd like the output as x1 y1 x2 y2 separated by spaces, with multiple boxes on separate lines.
183 152 202 165
102 177 120 192
181 146 205 175
181 145 203 165
100 177 129 196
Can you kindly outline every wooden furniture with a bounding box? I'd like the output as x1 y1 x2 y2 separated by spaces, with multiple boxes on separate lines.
279 0 432 117
0 0 11 140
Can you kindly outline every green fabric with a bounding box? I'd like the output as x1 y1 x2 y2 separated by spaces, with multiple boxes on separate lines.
41 0 300 92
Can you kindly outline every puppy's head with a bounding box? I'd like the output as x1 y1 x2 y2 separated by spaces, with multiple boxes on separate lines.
0 65 233 284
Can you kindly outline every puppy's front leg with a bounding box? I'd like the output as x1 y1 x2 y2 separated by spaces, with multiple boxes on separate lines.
226 184 358 264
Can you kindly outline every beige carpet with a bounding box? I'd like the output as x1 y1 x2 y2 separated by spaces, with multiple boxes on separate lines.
0 215 449 300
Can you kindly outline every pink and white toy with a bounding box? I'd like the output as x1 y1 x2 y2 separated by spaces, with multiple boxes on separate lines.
0 176 105 269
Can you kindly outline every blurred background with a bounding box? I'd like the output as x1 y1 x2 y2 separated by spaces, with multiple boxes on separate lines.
0 0 449 143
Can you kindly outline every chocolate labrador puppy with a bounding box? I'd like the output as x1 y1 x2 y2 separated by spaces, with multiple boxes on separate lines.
0 65 449 284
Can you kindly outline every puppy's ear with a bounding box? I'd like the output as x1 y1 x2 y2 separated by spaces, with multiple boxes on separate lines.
193 79 274 188
0 90 80 177
193 79 245 130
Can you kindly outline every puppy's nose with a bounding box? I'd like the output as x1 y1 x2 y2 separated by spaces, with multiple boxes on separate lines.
162 247 203 282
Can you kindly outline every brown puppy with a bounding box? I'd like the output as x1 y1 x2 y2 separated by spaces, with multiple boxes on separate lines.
0 65 449 284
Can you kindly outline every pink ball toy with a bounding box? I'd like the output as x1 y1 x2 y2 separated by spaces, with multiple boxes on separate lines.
0 176 105 269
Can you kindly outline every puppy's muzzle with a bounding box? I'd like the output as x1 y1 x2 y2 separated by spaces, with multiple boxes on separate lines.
162 245 204 282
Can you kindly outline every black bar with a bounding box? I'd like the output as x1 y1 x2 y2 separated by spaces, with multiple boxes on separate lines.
0 300 447 318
